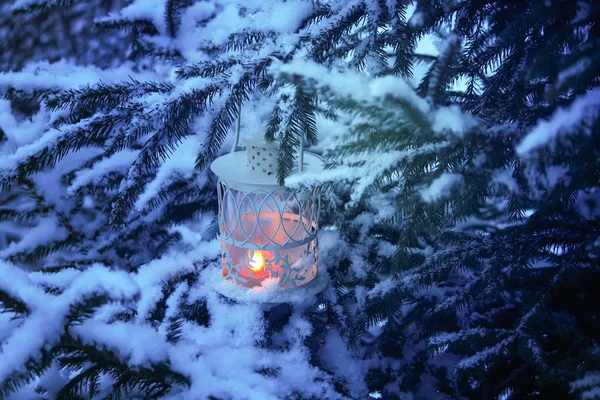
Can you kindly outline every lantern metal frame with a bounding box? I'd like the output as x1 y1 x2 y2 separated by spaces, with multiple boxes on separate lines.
217 181 320 289
210 118 328 303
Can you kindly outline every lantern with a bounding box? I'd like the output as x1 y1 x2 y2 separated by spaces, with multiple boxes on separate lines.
210 134 327 301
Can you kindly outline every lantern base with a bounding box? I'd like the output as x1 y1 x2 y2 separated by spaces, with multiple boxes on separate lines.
213 269 329 305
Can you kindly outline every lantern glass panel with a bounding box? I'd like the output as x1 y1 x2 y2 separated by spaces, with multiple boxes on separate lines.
217 181 319 289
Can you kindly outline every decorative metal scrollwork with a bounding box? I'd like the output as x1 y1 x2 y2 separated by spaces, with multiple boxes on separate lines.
217 181 320 288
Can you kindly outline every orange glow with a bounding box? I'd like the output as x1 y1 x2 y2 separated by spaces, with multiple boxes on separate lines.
248 250 266 272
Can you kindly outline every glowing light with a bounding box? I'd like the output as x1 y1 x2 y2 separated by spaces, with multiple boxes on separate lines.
248 250 265 272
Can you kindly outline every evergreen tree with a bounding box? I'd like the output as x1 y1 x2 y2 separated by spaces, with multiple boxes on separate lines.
1 0 397 398
278 0 600 398
1 0 599 399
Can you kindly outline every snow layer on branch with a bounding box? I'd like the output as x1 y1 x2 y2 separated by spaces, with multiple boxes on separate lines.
68 149 139 195
0 60 156 92
118 0 167 35
6 223 312 399
571 372 600 399
0 100 48 151
36 149 104 213
557 58 592 87
135 136 200 211
0 216 67 258
272 59 478 138
155 276 342 400
517 88 600 155
0 112 109 174
320 330 373 397
72 320 169 366
112 0 313 63
134 242 220 322
28 268 82 290
0 261 139 385
286 142 449 204
367 277 397 299
272 59 429 112
432 105 478 137
456 336 515 370
421 173 464 203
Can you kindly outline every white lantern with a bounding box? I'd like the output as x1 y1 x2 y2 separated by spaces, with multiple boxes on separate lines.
210 134 327 302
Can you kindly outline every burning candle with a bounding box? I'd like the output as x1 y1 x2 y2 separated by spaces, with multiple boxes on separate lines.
248 250 265 272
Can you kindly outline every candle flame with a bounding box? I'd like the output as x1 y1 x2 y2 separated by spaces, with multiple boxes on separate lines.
248 250 265 272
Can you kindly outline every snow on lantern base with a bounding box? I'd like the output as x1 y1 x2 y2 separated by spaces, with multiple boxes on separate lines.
210 135 326 301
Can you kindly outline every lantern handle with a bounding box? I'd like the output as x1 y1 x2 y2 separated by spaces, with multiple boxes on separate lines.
230 107 242 153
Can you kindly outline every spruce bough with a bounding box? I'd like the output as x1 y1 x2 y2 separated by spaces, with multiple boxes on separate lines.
0 0 599 399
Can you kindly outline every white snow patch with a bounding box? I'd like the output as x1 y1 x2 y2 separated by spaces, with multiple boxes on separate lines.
421 172 463 203
68 149 139 195
0 216 67 258
432 105 478 137
135 136 200 211
517 88 600 155
0 59 155 92
368 277 397 298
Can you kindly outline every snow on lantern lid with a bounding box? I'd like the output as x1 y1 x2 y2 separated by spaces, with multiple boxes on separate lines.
209 133 328 304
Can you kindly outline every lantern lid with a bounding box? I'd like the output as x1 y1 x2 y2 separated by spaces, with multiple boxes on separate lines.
210 150 324 189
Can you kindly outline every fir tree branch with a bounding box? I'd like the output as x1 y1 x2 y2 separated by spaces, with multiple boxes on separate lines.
194 59 272 171
110 85 220 227
11 0 77 15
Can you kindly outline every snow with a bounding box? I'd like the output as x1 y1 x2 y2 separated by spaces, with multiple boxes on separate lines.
557 57 591 87
1 229 341 398
377 240 396 257
320 330 368 397
168 0 313 63
255 1 314 35
273 59 432 115
67 149 139 195
0 261 140 385
454 332 519 372
273 58 478 140
134 136 200 211
544 165 570 190
492 168 519 192
10 0 45 11
408 12 424 28
118 0 166 35
0 112 107 174
517 88 600 155
2 0 597 398
367 277 397 298
35 148 104 211
420 172 464 203
0 100 48 151
287 142 450 206
576 191 600 219
0 216 67 259
72 320 170 366
582 388 600 399
0 59 155 92
432 105 478 137
133 241 220 321
572 0 591 24
160 289 340 400
571 372 600 398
